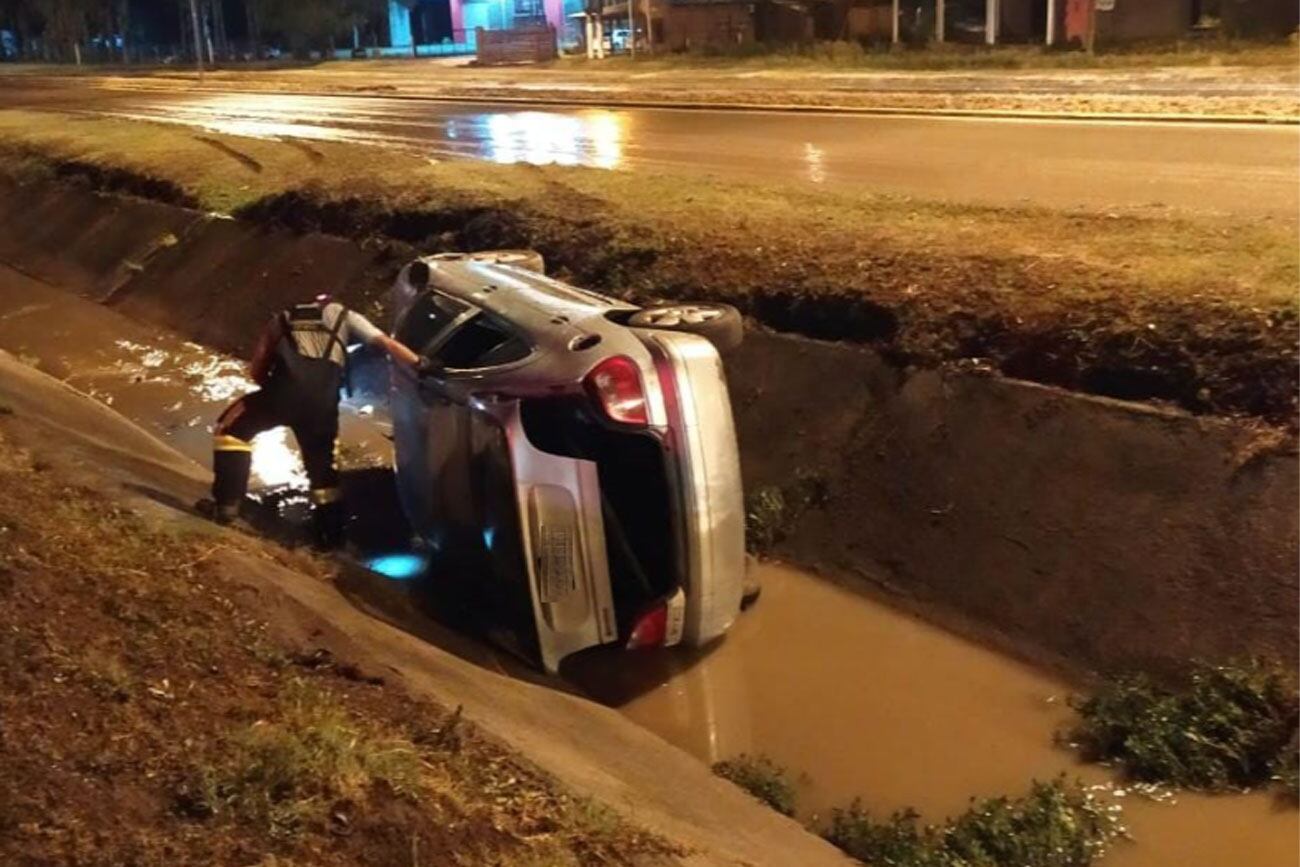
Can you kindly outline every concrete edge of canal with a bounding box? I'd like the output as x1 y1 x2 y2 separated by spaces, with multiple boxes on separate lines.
1 176 1295 681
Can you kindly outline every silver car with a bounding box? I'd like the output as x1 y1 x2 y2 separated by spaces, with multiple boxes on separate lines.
388 251 747 672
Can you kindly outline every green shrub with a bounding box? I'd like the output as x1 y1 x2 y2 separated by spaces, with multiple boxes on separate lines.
1070 660 1299 792
712 754 798 817
744 486 788 554
824 778 1123 867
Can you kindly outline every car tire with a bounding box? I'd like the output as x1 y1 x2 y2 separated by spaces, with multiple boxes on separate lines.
429 250 546 274
628 302 744 354
470 249 546 274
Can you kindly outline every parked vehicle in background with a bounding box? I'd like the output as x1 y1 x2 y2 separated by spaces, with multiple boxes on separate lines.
389 250 747 672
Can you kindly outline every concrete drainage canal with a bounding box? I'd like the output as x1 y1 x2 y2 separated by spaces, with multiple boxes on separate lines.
0 266 1295 867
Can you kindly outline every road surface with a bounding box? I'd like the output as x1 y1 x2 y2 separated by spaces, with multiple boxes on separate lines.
2 79 1297 217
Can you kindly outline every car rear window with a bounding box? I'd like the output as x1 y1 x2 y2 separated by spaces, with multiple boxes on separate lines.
436 314 530 370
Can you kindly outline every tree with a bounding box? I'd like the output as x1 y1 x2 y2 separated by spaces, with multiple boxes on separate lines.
249 0 386 57
33 0 91 63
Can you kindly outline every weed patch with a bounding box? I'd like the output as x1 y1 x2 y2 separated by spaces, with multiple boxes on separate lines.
712 754 798 816
179 680 424 836
745 470 829 555
823 777 1124 867
1069 660 1299 793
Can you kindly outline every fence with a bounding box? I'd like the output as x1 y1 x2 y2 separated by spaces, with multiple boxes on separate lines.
475 25 558 64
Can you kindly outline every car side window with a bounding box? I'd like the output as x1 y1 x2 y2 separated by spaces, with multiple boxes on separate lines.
395 292 467 355
435 313 531 370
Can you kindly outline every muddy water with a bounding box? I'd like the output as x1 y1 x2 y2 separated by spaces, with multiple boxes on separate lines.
0 270 390 495
1 267 1295 867
570 563 1298 866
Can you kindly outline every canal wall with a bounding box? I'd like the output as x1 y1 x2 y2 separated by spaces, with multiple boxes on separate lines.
727 333 1298 679
1 178 1294 678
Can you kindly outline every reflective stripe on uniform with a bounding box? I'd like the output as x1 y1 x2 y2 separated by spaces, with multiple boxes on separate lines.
214 434 253 453
310 487 342 505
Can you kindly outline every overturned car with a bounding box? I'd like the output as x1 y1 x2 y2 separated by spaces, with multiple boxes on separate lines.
389 251 747 672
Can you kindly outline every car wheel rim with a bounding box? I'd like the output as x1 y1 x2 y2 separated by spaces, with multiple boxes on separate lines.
643 306 724 328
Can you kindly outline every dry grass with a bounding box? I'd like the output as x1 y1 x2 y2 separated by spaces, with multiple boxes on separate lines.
553 39 1300 72
186 680 426 836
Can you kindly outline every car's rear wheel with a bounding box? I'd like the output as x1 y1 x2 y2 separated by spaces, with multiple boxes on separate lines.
430 250 546 274
628 302 744 353
471 249 546 274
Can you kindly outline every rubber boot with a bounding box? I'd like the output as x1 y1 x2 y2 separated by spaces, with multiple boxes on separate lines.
312 499 347 551
210 444 253 524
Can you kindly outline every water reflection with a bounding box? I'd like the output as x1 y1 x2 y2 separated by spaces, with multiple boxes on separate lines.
366 552 430 580
113 337 307 488
804 142 826 184
110 93 407 146
248 428 309 489
109 94 629 172
482 110 624 170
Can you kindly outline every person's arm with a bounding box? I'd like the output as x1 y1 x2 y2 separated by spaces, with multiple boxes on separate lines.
248 314 284 385
375 332 421 369
345 309 421 369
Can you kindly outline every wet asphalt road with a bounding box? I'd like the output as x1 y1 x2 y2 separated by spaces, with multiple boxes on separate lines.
2 79 1297 217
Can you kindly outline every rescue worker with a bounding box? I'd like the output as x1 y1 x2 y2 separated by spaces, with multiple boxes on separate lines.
203 294 422 548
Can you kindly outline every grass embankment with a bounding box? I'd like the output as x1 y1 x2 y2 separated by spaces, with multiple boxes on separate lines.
0 109 1295 426
554 39 1298 72
0 425 669 865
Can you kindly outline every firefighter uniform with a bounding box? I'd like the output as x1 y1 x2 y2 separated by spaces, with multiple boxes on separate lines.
211 300 384 547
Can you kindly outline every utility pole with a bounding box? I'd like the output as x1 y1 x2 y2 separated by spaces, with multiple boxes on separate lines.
627 0 635 56
188 0 204 80
1045 0 1055 44
985 0 998 45
643 0 654 52
891 0 899 44
936 0 945 42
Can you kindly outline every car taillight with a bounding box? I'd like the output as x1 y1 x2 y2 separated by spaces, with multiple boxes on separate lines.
584 355 648 426
627 604 668 650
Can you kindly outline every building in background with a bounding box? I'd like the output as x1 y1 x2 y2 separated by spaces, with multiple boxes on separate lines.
649 0 1297 51
385 0 573 52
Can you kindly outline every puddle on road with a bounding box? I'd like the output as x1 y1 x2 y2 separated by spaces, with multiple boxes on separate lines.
1 271 1294 867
